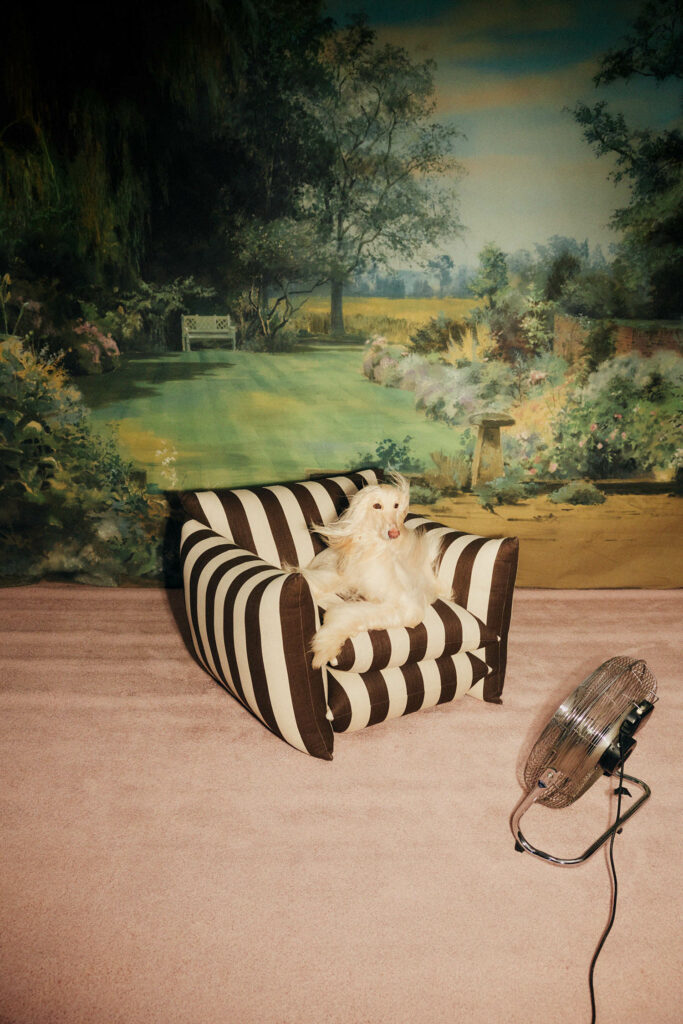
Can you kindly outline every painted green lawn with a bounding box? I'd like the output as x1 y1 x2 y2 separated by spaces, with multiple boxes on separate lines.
79 344 462 489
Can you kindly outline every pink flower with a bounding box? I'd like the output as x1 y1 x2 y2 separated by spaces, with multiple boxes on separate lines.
614 413 622 420
83 342 100 363
578 440 585 448
597 442 603 449
548 461 558 473
101 334 120 356
621 432 627 439
590 423 597 432
528 467 537 474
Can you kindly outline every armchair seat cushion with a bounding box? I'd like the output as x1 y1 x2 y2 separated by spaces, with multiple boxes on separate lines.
331 600 498 673
327 651 490 733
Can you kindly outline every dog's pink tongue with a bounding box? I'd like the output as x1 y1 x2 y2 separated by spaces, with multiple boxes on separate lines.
388 527 400 539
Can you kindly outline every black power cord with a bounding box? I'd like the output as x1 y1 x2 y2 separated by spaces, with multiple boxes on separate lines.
587 735 628 1024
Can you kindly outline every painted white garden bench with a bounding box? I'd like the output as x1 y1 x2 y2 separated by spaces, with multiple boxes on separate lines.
181 314 237 351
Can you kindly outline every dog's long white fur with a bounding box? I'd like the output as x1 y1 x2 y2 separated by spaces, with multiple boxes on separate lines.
292 473 452 670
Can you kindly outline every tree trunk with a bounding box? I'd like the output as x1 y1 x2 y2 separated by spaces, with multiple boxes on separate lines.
330 279 345 335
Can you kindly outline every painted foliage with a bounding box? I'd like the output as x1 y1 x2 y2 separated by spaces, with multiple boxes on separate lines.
0 0 681 587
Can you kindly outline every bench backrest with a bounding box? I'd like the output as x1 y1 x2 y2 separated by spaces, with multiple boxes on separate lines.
182 315 233 333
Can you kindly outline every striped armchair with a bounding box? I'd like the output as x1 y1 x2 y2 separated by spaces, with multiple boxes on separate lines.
180 470 518 760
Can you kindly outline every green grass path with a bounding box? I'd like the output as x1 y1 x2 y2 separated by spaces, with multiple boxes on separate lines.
79 345 461 489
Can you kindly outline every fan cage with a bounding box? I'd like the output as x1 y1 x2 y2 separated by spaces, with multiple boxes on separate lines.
524 657 657 808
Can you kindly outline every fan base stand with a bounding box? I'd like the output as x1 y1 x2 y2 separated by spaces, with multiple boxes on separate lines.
511 771 652 866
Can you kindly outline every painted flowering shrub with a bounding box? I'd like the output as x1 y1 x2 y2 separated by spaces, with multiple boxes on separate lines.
362 334 520 424
69 319 121 374
364 335 681 489
0 340 165 584
502 429 549 482
542 352 682 479
0 273 54 342
362 335 405 384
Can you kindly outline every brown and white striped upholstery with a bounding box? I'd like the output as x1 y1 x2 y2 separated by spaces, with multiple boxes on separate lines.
181 524 333 759
180 470 380 567
180 471 518 759
332 600 497 673
327 651 491 733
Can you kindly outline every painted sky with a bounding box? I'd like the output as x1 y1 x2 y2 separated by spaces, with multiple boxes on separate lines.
325 0 681 267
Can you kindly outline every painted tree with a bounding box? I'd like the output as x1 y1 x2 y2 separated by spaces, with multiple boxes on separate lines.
572 0 683 317
0 0 256 285
428 254 455 298
232 217 329 344
468 243 528 362
468 243 509 309
307 18 462 333
222 0 334 343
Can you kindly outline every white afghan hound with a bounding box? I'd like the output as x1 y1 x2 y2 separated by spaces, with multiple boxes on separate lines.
294 473 452 669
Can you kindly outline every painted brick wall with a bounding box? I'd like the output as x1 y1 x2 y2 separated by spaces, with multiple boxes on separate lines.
553 315 683 361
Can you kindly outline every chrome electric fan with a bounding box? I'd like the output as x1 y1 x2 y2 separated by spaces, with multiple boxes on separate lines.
511 656 657 866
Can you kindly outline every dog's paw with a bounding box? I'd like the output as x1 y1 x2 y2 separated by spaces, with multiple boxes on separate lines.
311 631 343 670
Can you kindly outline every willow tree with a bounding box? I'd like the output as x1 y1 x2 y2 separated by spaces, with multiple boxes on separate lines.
0 0 256 284
307 18 462 333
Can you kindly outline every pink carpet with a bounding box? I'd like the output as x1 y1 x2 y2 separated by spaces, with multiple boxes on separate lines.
1 584 681 1024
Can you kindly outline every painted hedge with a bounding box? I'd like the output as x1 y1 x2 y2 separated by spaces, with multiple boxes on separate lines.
0 340 166 585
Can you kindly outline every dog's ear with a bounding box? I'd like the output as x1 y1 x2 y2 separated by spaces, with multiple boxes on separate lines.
327 532 354 554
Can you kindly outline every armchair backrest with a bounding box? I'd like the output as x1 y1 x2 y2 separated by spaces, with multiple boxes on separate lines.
180 469 381 567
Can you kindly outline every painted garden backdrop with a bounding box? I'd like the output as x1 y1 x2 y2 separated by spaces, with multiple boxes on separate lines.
1 0 681 587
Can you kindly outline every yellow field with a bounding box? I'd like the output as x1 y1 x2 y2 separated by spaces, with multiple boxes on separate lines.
301 294 478 322
293 294 488 354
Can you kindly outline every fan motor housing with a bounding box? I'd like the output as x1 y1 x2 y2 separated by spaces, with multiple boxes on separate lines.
599 700 656 776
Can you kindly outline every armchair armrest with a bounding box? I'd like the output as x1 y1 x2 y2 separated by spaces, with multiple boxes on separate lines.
181 519 334 760
407 515 519 702
407 515 518 625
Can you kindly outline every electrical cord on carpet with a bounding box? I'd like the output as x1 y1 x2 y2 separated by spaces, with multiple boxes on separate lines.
587 735 628 1024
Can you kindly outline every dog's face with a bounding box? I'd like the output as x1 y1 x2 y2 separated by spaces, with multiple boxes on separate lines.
351 477 410 542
